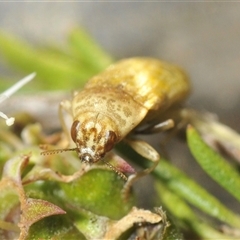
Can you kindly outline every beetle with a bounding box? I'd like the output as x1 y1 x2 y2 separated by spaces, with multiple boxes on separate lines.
42 57 190 196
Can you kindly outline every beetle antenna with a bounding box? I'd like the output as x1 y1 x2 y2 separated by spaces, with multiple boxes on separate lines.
102 159 128 181
41 148 77 156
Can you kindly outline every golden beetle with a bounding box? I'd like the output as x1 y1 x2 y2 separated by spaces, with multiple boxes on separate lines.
42 57 190 193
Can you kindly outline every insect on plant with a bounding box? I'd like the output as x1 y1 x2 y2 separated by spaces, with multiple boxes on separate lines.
41 57 190 196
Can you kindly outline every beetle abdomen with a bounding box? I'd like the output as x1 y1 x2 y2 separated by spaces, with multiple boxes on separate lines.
85 57 190 112
71 57 190 139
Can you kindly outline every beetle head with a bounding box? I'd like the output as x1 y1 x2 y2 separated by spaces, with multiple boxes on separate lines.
70 116 118 164
40 114 127 180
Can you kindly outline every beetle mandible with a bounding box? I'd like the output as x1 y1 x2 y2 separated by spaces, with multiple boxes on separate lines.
42 57 190 195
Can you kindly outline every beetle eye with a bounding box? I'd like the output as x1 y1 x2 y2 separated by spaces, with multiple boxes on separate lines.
71 120 80 142
104 131 117 152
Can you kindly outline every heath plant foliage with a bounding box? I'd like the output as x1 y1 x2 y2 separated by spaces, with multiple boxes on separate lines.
0 27 240 239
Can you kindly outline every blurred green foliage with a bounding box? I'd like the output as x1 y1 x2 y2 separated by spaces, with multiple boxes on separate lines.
0 27 239 239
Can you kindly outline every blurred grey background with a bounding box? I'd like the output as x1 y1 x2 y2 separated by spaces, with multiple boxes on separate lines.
0 2 240 210
0 2 239 128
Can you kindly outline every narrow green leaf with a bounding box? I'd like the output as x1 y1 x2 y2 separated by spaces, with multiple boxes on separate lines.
156 182 236 239
0 31 93 90
155 160 240 228
116 143 240 228
187 125 240 202
68 27 113 72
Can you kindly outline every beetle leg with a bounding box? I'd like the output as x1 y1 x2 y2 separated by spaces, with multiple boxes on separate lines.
122 138 160 200
135 119 174 134
160 118 188 148
149 119 175 133
125 138 160 162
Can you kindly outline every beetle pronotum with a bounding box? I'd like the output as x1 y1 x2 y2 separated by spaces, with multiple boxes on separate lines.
42 57 190 197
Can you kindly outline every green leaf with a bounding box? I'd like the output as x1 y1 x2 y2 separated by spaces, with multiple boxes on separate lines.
116 143 240 228
155 160 240 228
26 215 86 240
155 181 235 239
0 27 114 92
68 27 113 72
20 198 66 227
59 168 134 220
0 31 93 90
187 125 240 202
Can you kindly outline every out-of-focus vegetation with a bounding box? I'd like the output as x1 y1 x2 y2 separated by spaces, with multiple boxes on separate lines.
0 27 240 239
